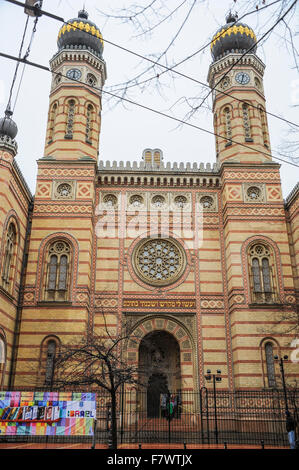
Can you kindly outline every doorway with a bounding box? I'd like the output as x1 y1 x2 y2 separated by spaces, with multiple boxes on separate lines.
147 373 168 417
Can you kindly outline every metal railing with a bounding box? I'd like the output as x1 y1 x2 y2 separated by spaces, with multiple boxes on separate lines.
0 388 298 448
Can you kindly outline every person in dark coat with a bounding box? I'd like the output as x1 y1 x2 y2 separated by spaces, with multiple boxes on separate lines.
285 411 296 449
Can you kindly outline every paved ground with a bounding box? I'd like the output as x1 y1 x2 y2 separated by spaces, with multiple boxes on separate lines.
0 442 289 449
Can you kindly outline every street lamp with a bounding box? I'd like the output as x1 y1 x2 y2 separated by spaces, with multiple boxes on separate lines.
205 369 222 444
274 355 289 412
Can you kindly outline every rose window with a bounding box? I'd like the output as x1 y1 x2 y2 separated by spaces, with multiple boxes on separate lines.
103 194 117 207
57 183 72 197
200 195 214 209
152 195 165 208
133 238 186 286
130 195 144 207
247 186 261 200
174 195 187 208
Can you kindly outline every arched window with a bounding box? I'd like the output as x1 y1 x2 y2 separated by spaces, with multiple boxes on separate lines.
214 113 219 156
65 99 75 139
1 223 16 289
45 240 71 301
259 106 268 148
265 342 276 388
48 102 58 143
242 104 253 141
45 340 56 386
248 243 277 303
224 107 232 146
0 337 5 388
86 104 93 144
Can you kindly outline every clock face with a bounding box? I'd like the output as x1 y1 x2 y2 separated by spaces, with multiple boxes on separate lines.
66 68 82 80
235 72 250 85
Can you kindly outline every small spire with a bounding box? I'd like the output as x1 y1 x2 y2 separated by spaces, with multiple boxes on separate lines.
78 8 88 19
5 106 13 118
226 10 238 23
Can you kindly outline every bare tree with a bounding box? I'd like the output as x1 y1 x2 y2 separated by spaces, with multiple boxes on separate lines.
52 317 141 449
97 0 299 122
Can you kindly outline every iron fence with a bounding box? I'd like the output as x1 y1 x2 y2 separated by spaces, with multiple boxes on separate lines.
0 388 298 448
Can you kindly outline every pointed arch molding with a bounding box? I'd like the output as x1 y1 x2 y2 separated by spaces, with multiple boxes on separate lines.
126 314 198 391
0 210 21 297
241 235 285 304
34 232 79 303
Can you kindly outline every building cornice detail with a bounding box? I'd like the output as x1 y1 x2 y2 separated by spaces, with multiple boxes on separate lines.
207 53 265 84
98 160 220 174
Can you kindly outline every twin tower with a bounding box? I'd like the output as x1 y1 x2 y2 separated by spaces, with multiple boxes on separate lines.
43 10 271 166
2 10 298 394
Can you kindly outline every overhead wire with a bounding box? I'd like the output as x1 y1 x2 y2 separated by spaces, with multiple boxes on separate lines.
3 0 299 129
13 13 40 112
196 0 298 111
0 50 298 168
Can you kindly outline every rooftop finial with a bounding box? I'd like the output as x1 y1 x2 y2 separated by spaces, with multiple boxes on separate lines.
78 7 88 19
226 10 238 23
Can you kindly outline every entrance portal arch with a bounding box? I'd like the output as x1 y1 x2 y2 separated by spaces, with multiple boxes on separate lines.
138 330 181 417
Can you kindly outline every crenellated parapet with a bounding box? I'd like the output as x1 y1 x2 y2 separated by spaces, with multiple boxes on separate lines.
98 160 220 173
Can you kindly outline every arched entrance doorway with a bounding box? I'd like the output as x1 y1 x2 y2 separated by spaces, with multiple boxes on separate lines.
138 330 181 417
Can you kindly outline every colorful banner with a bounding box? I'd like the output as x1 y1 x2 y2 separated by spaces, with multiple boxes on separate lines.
0 391 96 436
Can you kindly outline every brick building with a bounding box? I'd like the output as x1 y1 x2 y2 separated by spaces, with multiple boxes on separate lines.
0 10 298 407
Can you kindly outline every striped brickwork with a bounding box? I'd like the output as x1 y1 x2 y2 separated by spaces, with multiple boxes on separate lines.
0 147 32 388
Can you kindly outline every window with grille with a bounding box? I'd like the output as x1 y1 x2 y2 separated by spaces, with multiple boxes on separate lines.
242 104 253 141
265 342 276 388
248 244 278 304
224 107 232 146
45 340 56 386
45 241 71 301
48 102 58 143
0 337 5 388
1 223 16 289
259 106 269 148
65 99 75 139
86 104 93 144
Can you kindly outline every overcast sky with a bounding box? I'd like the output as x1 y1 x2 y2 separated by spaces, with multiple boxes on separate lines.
0 0 298 197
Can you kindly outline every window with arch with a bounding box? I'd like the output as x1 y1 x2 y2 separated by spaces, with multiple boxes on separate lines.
248 243 278 304
65 99 75 139
258 106 269 148
214 114 219 156
242 103 253 141
264 342 276 388
44 340 57 386
0 336 6 388
44 240 71 301
48 102 58 143
223 107 232 146
86 103 93 144
1 222 16 290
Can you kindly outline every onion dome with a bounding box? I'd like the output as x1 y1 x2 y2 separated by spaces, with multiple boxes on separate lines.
0 108 18 140
57 9 104 58
211 13 257 62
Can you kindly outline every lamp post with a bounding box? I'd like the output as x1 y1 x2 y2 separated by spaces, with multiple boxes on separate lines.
274 355 289 412
205 369 222 444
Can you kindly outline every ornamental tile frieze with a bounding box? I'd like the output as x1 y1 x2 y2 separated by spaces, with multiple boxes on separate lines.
122 299 196 309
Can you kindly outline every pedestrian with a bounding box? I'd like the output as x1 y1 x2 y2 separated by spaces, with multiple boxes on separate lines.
285 411 296 449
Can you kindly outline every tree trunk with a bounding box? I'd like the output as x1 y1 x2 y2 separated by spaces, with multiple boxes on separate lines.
111 388 118 449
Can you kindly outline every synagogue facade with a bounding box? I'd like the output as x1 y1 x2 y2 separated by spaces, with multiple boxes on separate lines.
0 10 298 401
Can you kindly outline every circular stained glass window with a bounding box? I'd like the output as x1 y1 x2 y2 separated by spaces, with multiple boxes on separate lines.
57 183 72 197
247 186 261 200
200 195 214 209
152 195 165 208
133 238 186 286
130 195 144 207
103 194 117 207
174 195 187 208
